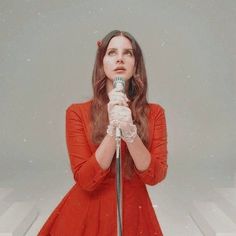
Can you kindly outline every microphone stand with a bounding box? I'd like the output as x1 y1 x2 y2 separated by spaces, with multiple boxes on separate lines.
115 127 123 236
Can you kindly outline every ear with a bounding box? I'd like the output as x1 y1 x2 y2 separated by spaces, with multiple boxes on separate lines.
97 40 102 47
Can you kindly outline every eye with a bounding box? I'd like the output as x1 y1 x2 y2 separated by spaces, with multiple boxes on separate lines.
108 50 116 55
126 51 133 56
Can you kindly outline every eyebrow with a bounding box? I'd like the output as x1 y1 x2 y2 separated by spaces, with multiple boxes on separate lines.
107 48 134 51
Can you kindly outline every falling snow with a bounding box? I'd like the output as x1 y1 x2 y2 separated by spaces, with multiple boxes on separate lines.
160 41 166 47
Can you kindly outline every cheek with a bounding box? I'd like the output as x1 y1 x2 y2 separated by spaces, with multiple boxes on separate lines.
103 57 113 69
103 58 114 78
128 60 135 70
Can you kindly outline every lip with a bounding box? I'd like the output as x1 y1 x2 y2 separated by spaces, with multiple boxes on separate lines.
115 69 126 73
114 66 126 71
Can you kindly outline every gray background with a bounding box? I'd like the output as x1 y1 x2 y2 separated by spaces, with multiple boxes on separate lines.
0 0 235 235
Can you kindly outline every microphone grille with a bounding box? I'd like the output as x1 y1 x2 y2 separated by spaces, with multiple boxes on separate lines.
113 77 125 91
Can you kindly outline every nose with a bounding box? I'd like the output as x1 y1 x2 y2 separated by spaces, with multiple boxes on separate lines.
116 53 124 63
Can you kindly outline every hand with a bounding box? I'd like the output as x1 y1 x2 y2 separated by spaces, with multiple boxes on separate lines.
109 105 133 127
107 88 137 142
107 87 129 123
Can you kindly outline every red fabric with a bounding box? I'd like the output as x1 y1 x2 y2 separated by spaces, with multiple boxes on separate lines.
37 100 168 236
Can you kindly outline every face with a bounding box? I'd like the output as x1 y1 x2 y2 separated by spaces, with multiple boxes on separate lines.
103 36 135 91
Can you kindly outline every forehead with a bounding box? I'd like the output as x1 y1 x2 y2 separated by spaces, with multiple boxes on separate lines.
107 36 132 49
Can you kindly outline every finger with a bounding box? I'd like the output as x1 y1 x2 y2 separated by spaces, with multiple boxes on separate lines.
108 102 126 115
109 88 123 97
116 106 131 113
124 95 130 102
110 92 127 101
109 89 127 98
107 101 117 111
118 121 130 131
108 97 128 107
111 107 132 121
108 100 127 109
113 87 124 92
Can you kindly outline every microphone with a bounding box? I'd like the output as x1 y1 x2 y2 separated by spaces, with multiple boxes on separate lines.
113 77 125 139
113 77 125 93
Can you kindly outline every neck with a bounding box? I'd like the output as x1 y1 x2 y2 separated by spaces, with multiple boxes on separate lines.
106 79 113 94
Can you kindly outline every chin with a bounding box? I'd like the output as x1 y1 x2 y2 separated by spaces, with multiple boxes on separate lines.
114 75 132 80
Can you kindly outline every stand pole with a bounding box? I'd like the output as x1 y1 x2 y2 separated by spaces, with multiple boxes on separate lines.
116 128 122 236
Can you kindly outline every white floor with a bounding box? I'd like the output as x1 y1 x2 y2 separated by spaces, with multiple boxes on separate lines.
0 162 235 236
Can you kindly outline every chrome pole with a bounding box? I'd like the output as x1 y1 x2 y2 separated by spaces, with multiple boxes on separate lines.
115 128 122 236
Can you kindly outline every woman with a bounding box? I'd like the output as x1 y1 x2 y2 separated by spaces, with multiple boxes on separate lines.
38 30 168 236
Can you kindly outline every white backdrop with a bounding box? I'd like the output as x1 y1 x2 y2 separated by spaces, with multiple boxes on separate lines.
0 1 235 235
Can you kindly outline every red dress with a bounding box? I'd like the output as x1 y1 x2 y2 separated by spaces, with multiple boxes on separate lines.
37 100 168 236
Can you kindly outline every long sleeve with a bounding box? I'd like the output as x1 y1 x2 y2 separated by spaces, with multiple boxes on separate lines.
134 104 168 185
65 104 111 191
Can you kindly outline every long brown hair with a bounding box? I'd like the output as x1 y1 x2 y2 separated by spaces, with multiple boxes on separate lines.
90 30 150 179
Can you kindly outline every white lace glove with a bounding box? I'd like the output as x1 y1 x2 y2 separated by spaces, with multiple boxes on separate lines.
107 88 137 143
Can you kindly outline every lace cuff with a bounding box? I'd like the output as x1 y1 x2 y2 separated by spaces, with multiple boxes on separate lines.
122 124 137 143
